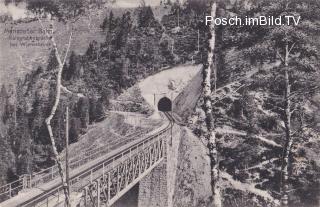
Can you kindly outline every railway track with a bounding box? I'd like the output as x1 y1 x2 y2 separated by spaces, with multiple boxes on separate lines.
7 112 174 207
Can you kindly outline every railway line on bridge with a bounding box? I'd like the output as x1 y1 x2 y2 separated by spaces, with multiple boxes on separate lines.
0 112 174 207
0 127 152 203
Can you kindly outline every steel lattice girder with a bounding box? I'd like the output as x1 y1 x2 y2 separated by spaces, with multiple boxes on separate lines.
80 133 167 207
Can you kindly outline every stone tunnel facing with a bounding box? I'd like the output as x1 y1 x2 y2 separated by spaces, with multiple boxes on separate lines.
157 97 172 112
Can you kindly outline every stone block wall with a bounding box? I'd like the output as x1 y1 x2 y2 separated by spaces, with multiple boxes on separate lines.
138 161 168 207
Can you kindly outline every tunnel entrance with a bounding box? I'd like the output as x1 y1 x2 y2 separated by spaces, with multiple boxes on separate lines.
157 97 172 111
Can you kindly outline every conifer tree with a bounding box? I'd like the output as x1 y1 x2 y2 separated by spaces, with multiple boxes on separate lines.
230 1 320 205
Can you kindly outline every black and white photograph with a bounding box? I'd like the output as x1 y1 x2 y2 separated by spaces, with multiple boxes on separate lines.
0 0 319 206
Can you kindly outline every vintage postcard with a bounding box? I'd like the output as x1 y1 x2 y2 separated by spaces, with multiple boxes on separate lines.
0 0 319 206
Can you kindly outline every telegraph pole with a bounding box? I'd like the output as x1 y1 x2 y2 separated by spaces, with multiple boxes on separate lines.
177 9 180 27
65 106 70 206
171 39 174 55
170 93 173 146
197 29 200 52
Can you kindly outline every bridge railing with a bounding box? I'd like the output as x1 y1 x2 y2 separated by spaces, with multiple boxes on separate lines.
0 175 29 202
29 129 151 188
23 126 169 207
79 130 168 206
0 129 151 203
68 128 149 164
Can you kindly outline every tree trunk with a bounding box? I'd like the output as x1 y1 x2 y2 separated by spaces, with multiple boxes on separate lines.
281 43 292 207
203 2 222 207
44 21 71 207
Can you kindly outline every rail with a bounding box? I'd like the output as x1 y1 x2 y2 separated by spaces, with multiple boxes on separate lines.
28 128 152 188
0 178 25 202
19 112 173 207
0 127 152 203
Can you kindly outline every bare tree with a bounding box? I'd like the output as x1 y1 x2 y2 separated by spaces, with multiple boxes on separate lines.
44 20 73 206
202 2 222 207
26 0 112 205
229 1 320 206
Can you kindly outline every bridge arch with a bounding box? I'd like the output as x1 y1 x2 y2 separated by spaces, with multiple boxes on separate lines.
157 97 172 112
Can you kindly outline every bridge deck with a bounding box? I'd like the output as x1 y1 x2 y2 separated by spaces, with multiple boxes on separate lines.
1 116 170 207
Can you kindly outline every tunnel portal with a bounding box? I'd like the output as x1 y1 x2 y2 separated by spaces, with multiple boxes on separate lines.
157 97 172 112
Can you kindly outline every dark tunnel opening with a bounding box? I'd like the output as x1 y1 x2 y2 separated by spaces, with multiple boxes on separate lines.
157 97 172 112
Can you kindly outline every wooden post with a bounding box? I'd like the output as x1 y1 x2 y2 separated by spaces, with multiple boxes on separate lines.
197 29 200 52
96 180 100 207
138 153 141 175
14 88 17 128
102 163 105 179
84 187 88 207
124 161 129 187
65 106 70 205
9 184 11 198
171 39 174 55
177 8 180 27
29 175 32 188
108 172 111 201
157 136 161 160
170 94 173 146
117 166 120 193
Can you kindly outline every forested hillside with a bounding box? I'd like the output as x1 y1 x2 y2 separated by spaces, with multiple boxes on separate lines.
0 0 207 187
188 0 320 206
0 0 319 207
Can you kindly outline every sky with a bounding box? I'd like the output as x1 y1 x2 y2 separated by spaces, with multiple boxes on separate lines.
114 0 161 8
0 2 28 20
0 0 164 20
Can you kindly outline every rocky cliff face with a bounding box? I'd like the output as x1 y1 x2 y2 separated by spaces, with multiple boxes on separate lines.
173 127 212 207
167 69 213 207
